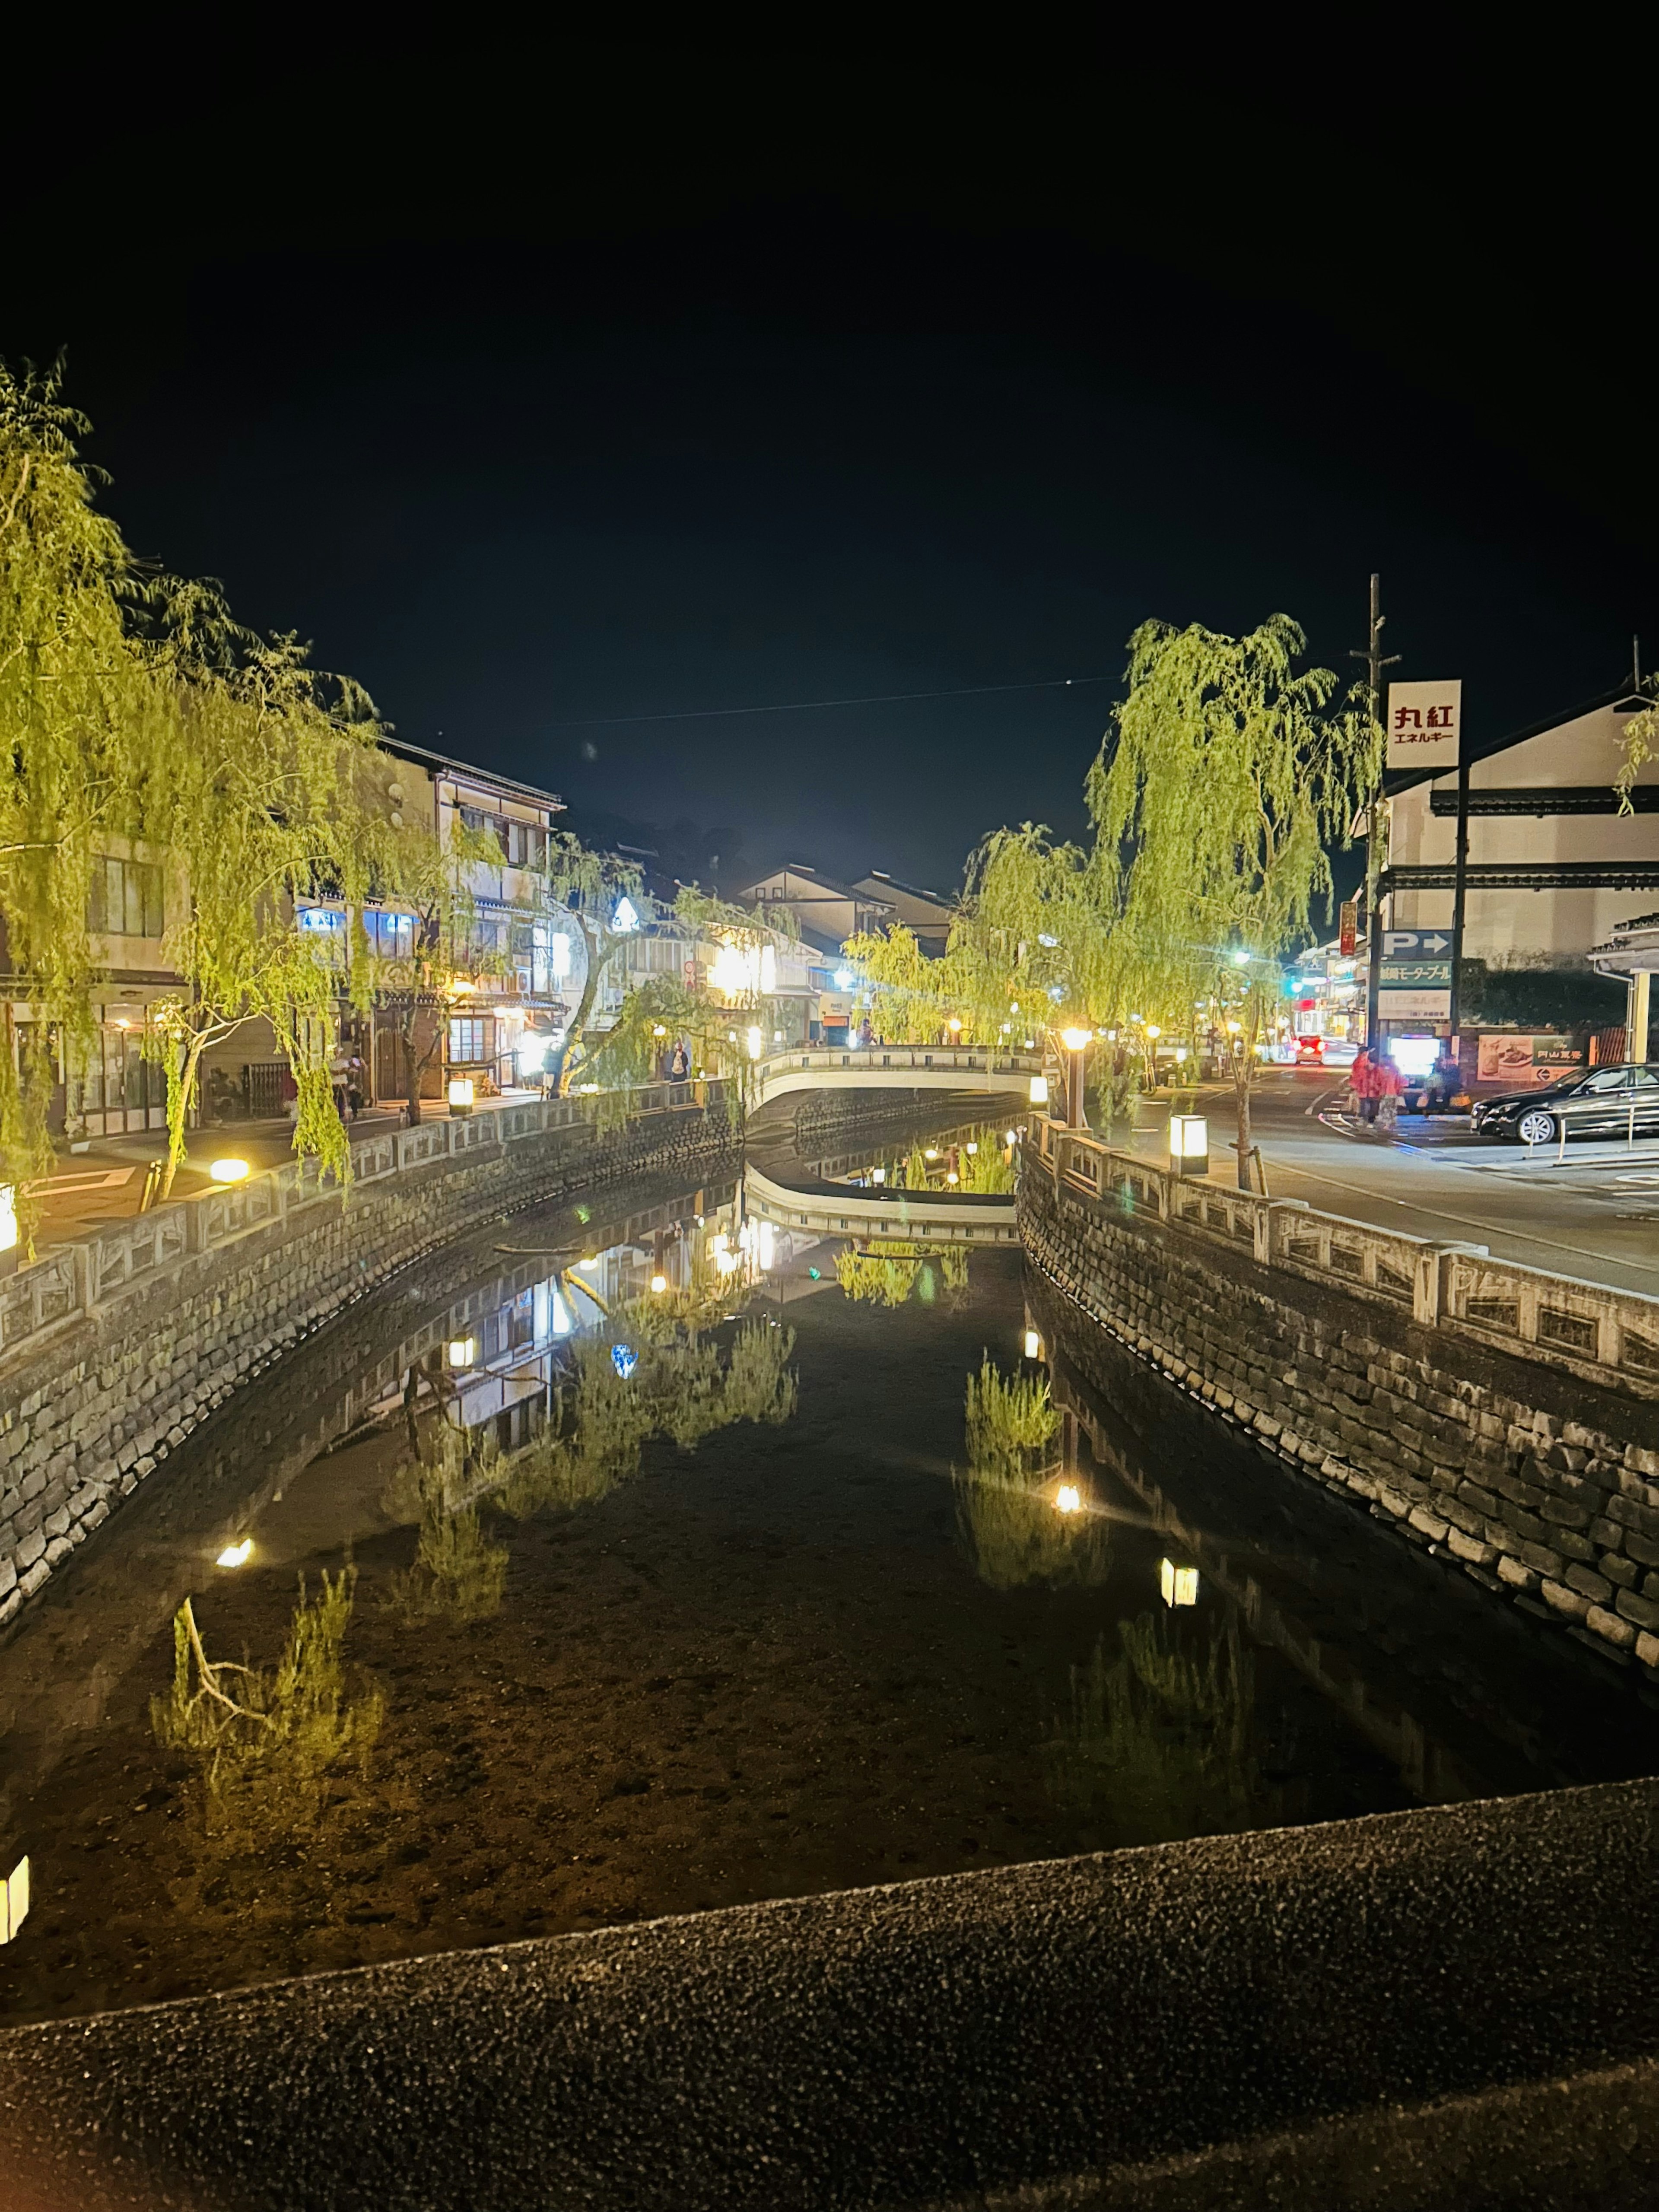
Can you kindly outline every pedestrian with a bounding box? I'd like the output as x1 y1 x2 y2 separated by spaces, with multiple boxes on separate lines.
1375 1053 1405 1131
668 1039 690 1082
1431 1045 1461 1112
346 1054 366 1120
1349 1049 1373 1124
858 1015 874 1050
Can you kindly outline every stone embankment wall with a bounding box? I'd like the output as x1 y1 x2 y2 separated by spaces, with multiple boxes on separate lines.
0 1089 737 1632
1020 1153 1659 1684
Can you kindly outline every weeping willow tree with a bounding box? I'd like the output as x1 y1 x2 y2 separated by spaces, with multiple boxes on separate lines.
354 805 517 1125
1089 617 1375 1187
543 833 646 1093
0 362 178 1225
140 613 390 1198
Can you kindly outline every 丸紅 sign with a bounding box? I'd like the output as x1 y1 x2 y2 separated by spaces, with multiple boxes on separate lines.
1386 680 1462 773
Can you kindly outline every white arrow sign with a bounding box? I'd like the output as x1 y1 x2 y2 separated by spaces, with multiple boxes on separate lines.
1383 930 1451 956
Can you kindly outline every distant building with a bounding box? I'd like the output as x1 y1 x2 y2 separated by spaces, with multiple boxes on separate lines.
1386 683 1658 963
1381 679 1658 1052
734 864 896 956
849 870 953 956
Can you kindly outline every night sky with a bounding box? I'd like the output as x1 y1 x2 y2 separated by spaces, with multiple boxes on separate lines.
10 38 1651 899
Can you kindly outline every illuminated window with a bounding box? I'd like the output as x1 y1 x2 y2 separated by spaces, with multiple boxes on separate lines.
448 1017 493 1064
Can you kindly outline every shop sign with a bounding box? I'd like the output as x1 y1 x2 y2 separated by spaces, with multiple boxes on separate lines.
1339 901 1357 957
1386 680 1462 772
1475 1034 1581 1088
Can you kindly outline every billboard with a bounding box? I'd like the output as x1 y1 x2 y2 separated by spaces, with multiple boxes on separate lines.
1475 1034 1581 1089
1386 680 1462 773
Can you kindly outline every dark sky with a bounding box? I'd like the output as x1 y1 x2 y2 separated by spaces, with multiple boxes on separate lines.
10 34 1652 898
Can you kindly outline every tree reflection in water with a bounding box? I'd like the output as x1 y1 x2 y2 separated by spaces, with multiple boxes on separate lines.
836 1245 969 1307
954 1356 1113 1589
382 1430 510 1624
151 1569 383 1854
1044 1610 1273 1844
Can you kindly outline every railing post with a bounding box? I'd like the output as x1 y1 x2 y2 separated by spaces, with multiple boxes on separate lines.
1255 1198 1309 1266
1414 1240 1487 1328
73 1239 98 1316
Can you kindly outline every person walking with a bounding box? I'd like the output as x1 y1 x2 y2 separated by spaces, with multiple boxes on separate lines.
1374 1052 1405 1131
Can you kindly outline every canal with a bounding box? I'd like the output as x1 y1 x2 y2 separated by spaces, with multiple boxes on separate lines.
3 1101 1657 2025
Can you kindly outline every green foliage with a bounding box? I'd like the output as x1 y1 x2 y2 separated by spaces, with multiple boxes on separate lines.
1616 694 1659 812
955 1470 1114 1591
1458 961 1623 1034
1042 1612 1262 1842
963 1354 1059 1477
151 1571 382 1846
382 1429 509 1624
834 1243 969 1307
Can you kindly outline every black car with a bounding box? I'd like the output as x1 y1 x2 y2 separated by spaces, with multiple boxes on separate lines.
1470 1063 1659 1145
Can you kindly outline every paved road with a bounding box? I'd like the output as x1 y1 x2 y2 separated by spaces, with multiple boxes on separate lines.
1128 1069 1659 1300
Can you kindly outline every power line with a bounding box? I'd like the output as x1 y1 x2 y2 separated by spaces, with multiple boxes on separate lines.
545 673 1117 731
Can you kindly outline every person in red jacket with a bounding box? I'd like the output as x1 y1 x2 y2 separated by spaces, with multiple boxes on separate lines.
1349 1049 1376 1124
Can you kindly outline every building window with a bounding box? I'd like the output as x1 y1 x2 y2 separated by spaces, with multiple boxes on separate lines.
89 856 164 938
448 1016 493 1065
362 910 416 959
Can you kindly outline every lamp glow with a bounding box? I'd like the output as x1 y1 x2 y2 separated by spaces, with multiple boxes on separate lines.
1055 1484 1081 1515
0 1184 17 1253
216 1538 253 1568
947 1017 962 1033
1160 1558 1200 1607
1060 1027 1092 1052
834 968 853 990
650 1272 668 1294
965 1142 978 1154
447 1335 476 1368
1024 1328 1042 1359
448 1076 475 1114
1029 1074 1049 1105
208 1157 251 1184
1144 1024 1161 1040
747 1025 763 1060
2 1854 30 1944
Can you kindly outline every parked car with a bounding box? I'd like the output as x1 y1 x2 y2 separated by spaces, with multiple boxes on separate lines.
1294 1036 1325 1066
1470 1064 1659 1145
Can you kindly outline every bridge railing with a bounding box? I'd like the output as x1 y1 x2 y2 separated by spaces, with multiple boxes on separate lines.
1033 1114 1659 1399
0 1079 727 1366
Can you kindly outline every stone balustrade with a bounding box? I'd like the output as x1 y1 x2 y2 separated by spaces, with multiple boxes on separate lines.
1034 1115 1659 1399
0 1081 731 1633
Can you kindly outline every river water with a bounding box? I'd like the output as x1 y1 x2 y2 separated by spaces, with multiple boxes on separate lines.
3 1100 1656 2025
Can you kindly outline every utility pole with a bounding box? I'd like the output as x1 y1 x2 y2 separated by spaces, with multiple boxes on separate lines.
1350 574 1401 1052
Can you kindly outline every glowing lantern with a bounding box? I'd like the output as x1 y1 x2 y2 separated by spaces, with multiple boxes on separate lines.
1160 1558 1199 1608
208 1157 251 1184
448 1076 475 1115
447 1336 476 1369
216 1538 253 1568
1029 1074 1049 1106
1023 1328 1042 1360
1055 1485 1081 1515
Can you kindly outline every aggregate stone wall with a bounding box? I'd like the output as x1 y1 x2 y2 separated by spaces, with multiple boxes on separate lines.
1020 1157 1659 1683
0 1098 737 1632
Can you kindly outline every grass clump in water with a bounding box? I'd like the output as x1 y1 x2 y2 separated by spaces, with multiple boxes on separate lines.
963 1355 1058 1477
382 1426 509 1624
151 1569 382 1847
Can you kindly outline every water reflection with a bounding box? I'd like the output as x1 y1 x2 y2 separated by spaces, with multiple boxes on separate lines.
955 1361 1113 1591
152 1568 383 1852
8 1106 1659 2028
1043 1611 1268 1843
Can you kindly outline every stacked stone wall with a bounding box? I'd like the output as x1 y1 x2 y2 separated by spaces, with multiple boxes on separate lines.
1020 1158 1659 1682
0 1098 736 1631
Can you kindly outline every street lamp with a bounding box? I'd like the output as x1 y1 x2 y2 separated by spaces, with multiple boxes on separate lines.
1059 1026 1093 1128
